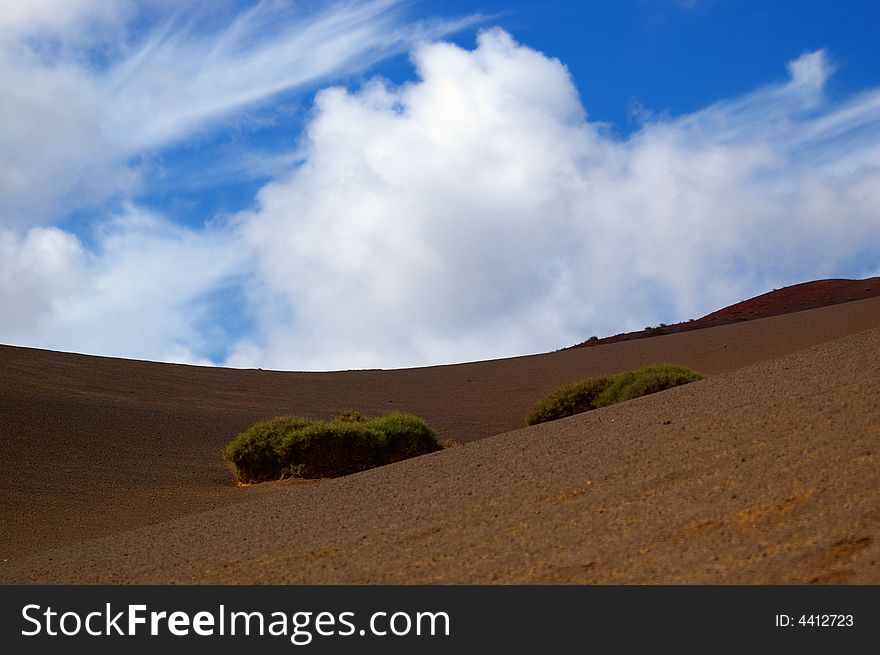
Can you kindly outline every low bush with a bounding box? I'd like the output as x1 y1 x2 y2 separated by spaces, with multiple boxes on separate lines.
278 421 386 479
597 364 703 407
222 416 311 484
524 375 614 426
367 412 442 461
525 364 704 426
224 412 441 484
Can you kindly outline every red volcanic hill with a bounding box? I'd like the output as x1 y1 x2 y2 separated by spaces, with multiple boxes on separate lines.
573 277 880 348
699 277 880 322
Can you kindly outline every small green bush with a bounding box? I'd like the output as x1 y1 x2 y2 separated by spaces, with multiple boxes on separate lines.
525 364 704 426
598 364 703 406
592 371 637 408
224 412 441 484
367 412 441 461
278 421 387 478
222 416 311 484
524 375 614 426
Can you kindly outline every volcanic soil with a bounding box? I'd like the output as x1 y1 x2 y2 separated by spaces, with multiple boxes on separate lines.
1 288 878 583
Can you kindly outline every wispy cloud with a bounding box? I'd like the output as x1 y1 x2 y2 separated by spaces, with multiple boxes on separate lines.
104 0 477 150
0 0 132 40
0 0 474 230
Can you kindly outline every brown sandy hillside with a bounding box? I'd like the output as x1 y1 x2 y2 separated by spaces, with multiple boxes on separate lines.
2 317 878 584
2 296 879 560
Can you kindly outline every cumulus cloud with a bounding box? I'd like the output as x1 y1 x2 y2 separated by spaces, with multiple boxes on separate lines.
0 207 244 364
231 31 880 370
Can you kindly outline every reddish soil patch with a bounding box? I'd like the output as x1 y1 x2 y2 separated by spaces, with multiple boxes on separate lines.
572 277 880 348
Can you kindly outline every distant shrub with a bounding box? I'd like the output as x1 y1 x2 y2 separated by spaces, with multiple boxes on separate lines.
601 364 703 406
524 375 614 426
224 412 441 484
592 370 638 408
525 364 705 426
334 411 367 423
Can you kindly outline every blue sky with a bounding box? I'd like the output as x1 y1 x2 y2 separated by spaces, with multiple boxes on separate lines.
132 0 880 225
1 0 879 369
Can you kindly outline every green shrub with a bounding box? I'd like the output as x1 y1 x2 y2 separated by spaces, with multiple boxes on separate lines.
525 363 705 426
224 412 440 484
366 412 441 461
524 375 614 426
592 371 637 408
599 364 704 406
278 421 387 478
222 416 311 484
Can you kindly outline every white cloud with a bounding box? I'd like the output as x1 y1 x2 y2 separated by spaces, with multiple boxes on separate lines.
0 0 472 230
786 49 835 92
2 19 879 370
0 0 132 40
231 30 880 370
0 1 475 365
0 206 244 364
103 0 476 151
0 226 88 338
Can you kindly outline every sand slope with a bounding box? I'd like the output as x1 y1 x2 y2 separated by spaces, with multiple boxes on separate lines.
1 296 879 583
2 296 879 558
